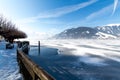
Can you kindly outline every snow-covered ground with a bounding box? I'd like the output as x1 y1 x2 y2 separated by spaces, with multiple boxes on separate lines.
29 39 120 80
0 41 22 80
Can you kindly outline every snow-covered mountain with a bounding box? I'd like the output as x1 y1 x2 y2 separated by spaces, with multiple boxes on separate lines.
54 26 117 39
54 27 97 39
95 32 117 39
95 24 120 37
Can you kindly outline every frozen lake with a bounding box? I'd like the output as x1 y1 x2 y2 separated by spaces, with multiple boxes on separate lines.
29 40 120 80
0 40 120 80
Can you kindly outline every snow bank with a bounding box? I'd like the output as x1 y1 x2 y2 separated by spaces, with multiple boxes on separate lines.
0 42 22 80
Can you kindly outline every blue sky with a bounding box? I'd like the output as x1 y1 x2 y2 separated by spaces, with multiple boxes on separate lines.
0 0 120 39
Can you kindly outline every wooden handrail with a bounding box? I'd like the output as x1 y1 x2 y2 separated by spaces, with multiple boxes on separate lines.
17 50 55 80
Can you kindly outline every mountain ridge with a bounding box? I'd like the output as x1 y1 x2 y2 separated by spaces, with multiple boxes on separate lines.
53 25 120 39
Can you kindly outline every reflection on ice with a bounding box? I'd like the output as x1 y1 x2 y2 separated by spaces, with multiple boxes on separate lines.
79 56 107 66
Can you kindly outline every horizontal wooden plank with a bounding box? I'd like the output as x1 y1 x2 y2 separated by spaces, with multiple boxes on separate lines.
17 50 55 80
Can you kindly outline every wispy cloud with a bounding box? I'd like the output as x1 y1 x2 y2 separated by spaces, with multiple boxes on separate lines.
16 0 97 24
86 0 120 21
36 0 98 18
86 4 113 21
112 0 119 15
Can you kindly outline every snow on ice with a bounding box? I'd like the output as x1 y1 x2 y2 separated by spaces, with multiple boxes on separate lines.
29 39 120 80
37 39 120 66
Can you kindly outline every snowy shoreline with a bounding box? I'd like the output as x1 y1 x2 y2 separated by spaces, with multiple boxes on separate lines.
0 41 22 80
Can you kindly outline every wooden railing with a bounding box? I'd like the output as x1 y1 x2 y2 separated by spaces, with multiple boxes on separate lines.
17 50 55 80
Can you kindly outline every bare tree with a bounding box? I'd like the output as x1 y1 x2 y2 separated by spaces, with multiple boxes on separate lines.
0 15 27 43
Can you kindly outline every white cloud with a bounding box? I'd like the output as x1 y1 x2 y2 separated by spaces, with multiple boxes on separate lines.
16 0 97 24
106 23 120 26
16 24 59 40
86 4 113 21
86 0 120 21
36 0 98 18
112 0 119 15
26 30 58 41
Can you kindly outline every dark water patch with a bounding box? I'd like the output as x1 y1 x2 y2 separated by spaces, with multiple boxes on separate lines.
28 46 120 80
29 46 58 57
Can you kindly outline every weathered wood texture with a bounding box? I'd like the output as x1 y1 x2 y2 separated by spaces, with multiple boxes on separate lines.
17 50 55 80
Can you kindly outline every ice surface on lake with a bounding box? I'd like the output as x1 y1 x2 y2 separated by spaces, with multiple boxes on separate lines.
37 39 120 66
0 42 22 80
29 39 120 80
1 39 120 80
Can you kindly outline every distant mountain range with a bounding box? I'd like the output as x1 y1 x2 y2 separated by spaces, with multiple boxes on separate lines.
54 25 120 39
95 25 120 37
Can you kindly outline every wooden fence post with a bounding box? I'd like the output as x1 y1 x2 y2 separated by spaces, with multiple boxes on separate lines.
38 41 40 55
